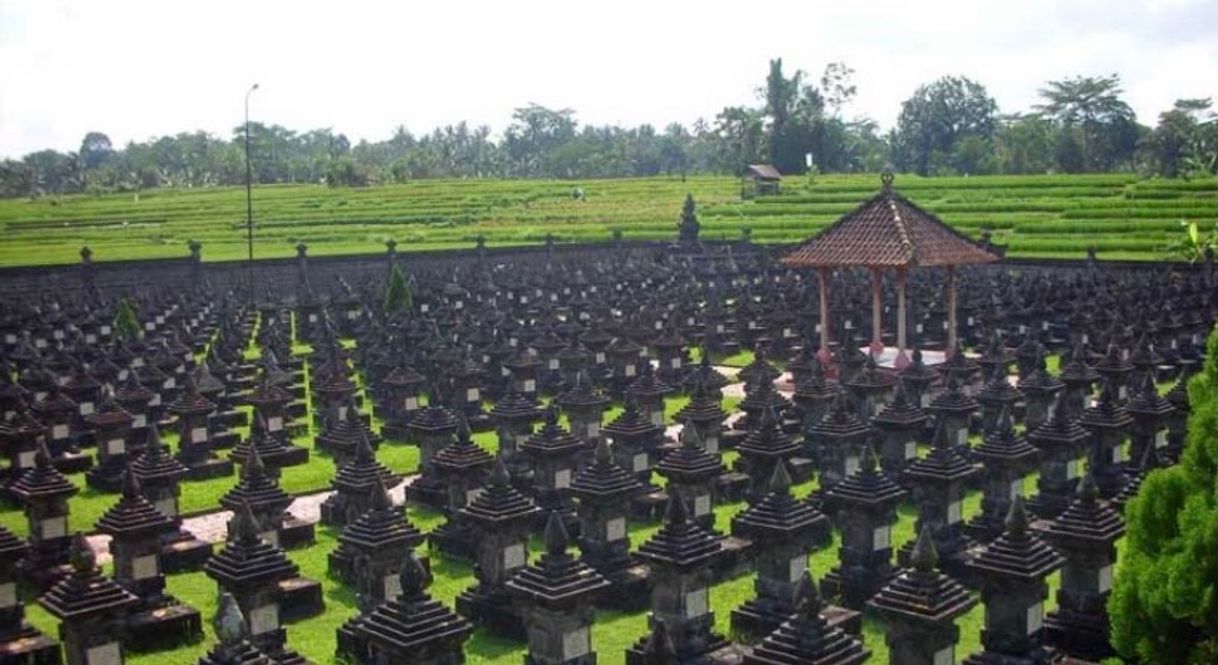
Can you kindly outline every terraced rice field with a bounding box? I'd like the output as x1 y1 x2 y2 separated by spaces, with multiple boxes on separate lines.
0 173 1213 267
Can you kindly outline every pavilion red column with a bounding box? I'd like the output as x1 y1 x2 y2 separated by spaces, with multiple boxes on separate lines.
817 267 832 363
870 269 884 355
946 265 958 356
894 268 910 369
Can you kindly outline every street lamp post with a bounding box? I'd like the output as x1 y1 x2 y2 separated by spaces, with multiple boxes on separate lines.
244 83 260 303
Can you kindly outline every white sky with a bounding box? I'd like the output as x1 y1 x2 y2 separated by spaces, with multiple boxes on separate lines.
1 0 1216 158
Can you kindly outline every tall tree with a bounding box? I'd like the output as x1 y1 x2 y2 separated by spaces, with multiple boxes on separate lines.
893 76 998 175
761 58 803 168
79 132 114 170
1145 98 1217 178
1036 74 1137 170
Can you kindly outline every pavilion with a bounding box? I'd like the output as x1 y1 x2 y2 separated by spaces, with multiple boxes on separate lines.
781 172 1000 367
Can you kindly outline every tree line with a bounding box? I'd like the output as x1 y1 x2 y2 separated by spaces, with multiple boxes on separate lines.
2 62 1215 198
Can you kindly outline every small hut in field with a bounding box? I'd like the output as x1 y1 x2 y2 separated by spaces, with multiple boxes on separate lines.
742 164 782 197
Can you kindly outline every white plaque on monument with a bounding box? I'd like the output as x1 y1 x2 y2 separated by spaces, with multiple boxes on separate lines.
683 588 708 618
132 554 159 580
694 494 711 516
845 455 859 477
154 498 178 517
873 525 891 551
606 517 626 541
190 427 208 442
554 468 571 489
383 573 402 600
1098 564 1113 593
249 604 279 635
0 582 16 609
632 453 649 472
41 516 66 539
503 543 526 570
86 642 121 665
1026 601 1043 634
106 439 126 455
947 499 962 524
789 555 807 582
563 628 591 659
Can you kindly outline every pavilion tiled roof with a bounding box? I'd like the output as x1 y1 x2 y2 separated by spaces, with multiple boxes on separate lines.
781 180 1000 269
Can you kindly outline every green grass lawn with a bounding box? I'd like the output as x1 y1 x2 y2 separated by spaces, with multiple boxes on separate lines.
1 173 1211 267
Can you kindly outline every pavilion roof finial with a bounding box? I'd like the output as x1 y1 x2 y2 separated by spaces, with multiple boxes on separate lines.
881 167 895 192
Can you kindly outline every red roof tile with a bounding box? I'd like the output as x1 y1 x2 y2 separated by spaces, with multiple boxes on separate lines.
781 186 1000 268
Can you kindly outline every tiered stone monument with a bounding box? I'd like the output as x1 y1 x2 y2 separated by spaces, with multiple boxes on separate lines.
1026 395 1091 520
1017 352 1064 432
1076 380 1133 499
1123 372 1174 478
1036 472 1125 662
320 432 401 527
96 470 202 650
965 408 1038 543
38 534 139 665
455 457 541 639
962 497 1064 665
84 390 137 491
403 388 461 509
197 593 276 665
729 463 832 642
427 419 494 560
737 406 803 505
506 512 609 665
742 574 870 665
202 504 313 665
896 420 979 580
625 495 732 665
925 374 979 459
130 424 213 572
336 552 473 665
806 392 871 496
655 426 724 531
328 476 425 595
220 447 315 550
569 438 649 611
556 370 611 449
520 407 585 532
870 383 929 476
821 446 907 609
11 440 78 590
869 526 977 665
672 377 728 456
169 377 233 480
